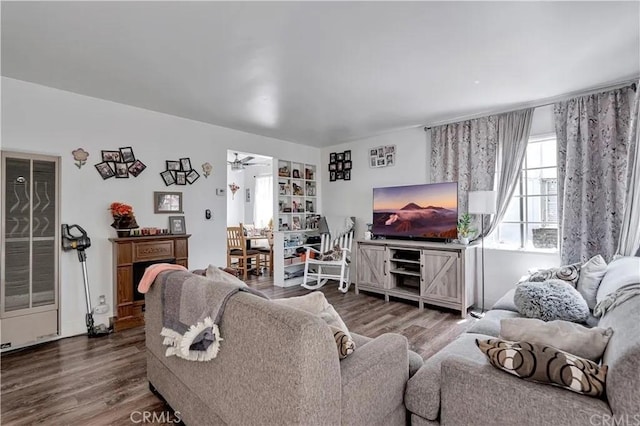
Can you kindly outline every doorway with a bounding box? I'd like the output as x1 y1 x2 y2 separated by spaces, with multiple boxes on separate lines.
226 150 273 229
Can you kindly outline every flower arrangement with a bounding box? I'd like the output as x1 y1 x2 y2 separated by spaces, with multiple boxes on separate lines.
109 202 139 230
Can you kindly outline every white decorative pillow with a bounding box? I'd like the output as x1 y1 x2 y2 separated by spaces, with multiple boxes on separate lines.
577 255 607 309
273 291 352 339
500 317 613 362
205 264 247 287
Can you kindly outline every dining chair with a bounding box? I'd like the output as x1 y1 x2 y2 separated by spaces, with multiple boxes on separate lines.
226 226 261 280
257 229 274 275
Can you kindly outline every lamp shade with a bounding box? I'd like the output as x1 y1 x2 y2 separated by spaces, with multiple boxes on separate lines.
468 191 496 214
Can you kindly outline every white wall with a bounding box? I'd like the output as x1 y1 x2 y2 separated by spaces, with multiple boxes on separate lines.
322 106 560 308
1 77 319 337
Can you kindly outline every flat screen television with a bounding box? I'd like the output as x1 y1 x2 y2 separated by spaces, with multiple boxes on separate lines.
372 182 458 241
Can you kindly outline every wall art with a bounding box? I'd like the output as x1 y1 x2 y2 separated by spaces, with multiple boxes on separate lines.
328 150 352 182
202 162 213 178
94 147 146 179
72 148 89 169
161 157 198 186
369 145 395 168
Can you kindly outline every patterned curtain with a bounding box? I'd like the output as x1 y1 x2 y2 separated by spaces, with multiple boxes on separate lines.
554 85 637 264
430 116 498 217
430 109 533 238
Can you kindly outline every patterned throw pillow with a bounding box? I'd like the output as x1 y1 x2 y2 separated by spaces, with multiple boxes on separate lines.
318 245 344 262
476 339 607 397
330 326 355 359
529 262 581 288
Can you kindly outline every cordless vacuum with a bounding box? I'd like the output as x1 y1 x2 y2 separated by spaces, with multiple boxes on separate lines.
61 224 111 337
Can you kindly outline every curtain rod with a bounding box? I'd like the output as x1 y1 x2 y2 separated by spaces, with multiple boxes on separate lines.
423 76 639 131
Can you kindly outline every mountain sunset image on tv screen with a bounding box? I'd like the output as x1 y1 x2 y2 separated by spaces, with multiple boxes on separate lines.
372 182 458 240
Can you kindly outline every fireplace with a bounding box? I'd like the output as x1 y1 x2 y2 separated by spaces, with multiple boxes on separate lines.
110 234 190 331
132 258 176 301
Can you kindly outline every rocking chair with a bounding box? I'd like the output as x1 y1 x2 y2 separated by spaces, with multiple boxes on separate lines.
302 231 354 293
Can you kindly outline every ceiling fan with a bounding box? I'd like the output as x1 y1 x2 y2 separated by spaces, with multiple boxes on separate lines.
227 153 265 171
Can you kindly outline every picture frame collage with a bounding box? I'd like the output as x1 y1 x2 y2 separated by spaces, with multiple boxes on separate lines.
369 145 396 168
161 157 200 186
95 147 147 179
328 150 352 182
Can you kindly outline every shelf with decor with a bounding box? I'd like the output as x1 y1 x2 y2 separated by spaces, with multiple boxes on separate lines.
274 159 319 287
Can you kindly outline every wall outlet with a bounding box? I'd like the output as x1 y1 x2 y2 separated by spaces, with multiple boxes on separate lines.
216 188 226 196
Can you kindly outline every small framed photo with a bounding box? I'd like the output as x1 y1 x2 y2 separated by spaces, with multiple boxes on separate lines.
292 169 300 179
114 162 129 178
154 191 183 213
377 148 384 157
370 149 377 156
128 160 146 177
344 170 351 180
168 216 186 235
186 169 200 184
377 158 386 167
385 145 396 154
101 150 121 162
160 170 176 186
166 160 181 171
344 150 351 161
337 161 343 171
180 157 192 171
329 163 337 171
370 157 377 168
119 147 136 163
175 171 187 185
330 171 336 181
336 152 344 162
344 160 352 170
95 161 115 179
329 153 337 163
386 154 395 166
336 171 344 180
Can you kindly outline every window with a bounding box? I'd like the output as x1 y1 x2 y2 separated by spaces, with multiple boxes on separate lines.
493 136 558 250
253 175 273 228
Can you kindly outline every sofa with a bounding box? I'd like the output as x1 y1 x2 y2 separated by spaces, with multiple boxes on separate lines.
405 256 640 426
145 270 422 425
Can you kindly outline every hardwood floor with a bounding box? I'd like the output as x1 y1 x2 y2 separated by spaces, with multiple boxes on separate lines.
1 275 473 425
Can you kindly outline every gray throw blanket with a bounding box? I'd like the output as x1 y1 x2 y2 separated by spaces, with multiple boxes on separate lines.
158 271 268 361
593 283 640 318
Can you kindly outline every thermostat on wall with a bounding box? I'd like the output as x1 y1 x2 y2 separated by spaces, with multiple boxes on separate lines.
216 188 226 196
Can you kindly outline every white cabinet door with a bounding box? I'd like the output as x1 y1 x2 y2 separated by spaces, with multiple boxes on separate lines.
357 243 388 289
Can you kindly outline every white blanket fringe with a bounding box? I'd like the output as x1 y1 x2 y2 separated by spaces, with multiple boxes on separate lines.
160 316 222 362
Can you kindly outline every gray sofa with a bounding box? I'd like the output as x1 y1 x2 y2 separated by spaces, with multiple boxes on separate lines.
405 256 640 426
145 271 421 425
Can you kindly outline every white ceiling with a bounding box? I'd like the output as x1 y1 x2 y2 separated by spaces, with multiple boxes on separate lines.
2 2 638 147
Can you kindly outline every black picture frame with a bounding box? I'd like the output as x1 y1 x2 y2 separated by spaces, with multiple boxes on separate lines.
344 170 351 181
180 157 192 171
292 169 300 179
330 171 336 181
329 153 337 163
344 150 351 161
337 161 343 171
119 147 135 163
128 160 146 177
114 162 129 178
169 216 186 234
175 171 187 185
95 161 115 179
336 152 344 162
161 170 176 186
166 160 180 171
186 169 200 184
329 163 337 171
344 160 352 170
101 150 121 162
336 171 344 180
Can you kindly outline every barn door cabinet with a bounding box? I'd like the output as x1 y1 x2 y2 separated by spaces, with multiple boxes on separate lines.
1 151 60 349
355 239 477 318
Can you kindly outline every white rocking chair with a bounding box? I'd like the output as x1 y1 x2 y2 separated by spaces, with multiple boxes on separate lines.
302 231 354 293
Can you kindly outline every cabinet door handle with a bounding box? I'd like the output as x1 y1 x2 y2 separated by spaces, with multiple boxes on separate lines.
383 260 387 275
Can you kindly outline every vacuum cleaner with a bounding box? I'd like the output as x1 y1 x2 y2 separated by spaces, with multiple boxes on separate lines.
61 224 111 338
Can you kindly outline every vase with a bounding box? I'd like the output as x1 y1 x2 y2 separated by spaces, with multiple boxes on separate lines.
116 229 130 238
459 236 469 245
